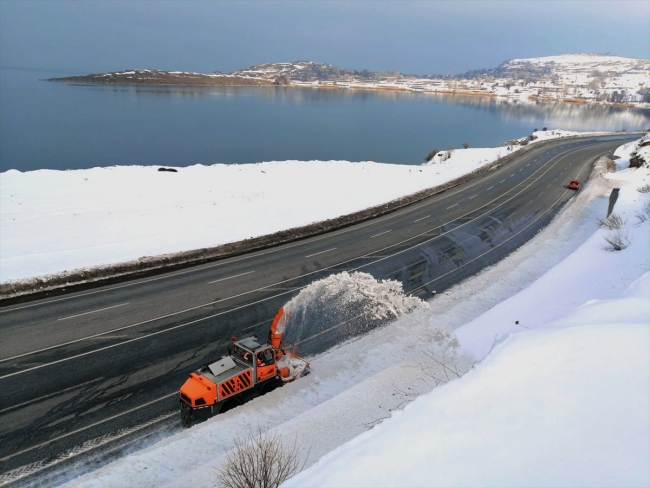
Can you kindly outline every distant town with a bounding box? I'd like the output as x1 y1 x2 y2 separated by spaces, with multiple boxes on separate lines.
51 54 650 107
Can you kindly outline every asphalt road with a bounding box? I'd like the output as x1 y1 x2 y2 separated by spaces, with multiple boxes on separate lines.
0 135 634 485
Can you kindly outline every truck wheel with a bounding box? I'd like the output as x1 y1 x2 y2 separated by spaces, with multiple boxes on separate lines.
181 402 192 428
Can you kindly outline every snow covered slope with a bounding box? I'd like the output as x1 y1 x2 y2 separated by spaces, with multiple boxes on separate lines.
502 53 649 73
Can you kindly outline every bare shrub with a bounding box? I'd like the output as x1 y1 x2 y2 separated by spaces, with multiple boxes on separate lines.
217 429 306 488
424 148 439 162
637 183 650 193
636 201 650 223
462 141 469 149
598 213 625 230
604 228 631 251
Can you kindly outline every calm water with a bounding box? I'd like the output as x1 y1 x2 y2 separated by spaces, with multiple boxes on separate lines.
2 67 649 172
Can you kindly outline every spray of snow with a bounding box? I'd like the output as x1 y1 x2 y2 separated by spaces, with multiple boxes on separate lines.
281 272 428 354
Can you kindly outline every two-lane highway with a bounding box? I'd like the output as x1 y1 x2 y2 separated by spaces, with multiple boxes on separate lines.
0 135 634 485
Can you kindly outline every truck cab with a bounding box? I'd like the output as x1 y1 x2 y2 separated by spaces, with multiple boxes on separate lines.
231 337 277 383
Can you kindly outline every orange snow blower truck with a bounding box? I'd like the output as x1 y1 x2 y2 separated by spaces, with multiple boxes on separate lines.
179 306 309 427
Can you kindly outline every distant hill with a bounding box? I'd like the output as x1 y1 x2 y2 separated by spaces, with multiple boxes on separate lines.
231 61 397 82
461 53 650 80
48 69 274 86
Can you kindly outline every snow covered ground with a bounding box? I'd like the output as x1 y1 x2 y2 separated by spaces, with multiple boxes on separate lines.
61 137 649 487
0 129 602 284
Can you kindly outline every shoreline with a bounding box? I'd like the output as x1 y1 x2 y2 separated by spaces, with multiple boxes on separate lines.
47 77 647 109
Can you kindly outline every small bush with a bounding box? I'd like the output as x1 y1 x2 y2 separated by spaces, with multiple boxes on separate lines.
636 183 650 193
424 148 439 162
462 142 469 149
598 213 626 230
542 126 548 131
604 228 631 251
520 139 529 146
216 429 305 488
636 201 650 223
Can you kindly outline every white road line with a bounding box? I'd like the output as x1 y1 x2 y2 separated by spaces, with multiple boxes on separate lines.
0 392 178 462
58 303 129 322
413 215 430 223
547 184 551 188
469 194 478 199
500 179 506 183
519 169 523 172
410 190 569 295
509 174 515 177
208 270 255 284
446 204 458 209
305 248 337 258
0 378 102 415
486 186 494 190
369 230 391 239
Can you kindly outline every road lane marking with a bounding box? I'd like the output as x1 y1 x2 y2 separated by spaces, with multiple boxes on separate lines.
305 248 337 258
369 230 391 239
547 184 551 188
410 190 570 295
0 392 178 462
469 194 478 199
500 179 506 183
1 142 618 372
413 215 430 223
510 174 515 177
208 270 255 284
486 186 494 190
58 303 129 321
0 413 176 484
446 204 458 209
0 378 102 415
519 169 523 172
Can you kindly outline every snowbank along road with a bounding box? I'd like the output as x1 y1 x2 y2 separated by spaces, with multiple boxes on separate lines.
0 134 635 485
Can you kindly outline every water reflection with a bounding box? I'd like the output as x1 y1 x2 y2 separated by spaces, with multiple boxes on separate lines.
1 67 649 171
86 83 648 131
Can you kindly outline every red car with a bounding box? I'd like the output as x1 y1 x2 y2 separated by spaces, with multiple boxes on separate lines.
568 179 580 190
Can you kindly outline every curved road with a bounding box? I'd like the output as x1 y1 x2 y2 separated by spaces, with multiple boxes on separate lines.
0 135 634 485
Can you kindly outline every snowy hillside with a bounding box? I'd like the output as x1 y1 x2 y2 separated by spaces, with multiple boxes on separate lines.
231 61 378 82
502 53 648 72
